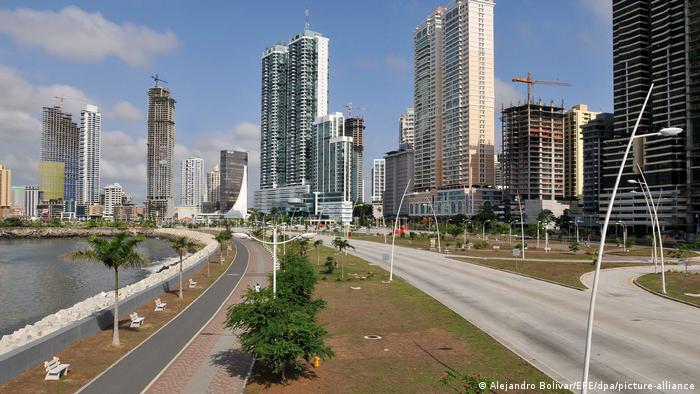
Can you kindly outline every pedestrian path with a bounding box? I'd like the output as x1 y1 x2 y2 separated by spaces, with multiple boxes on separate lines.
145 240 271 394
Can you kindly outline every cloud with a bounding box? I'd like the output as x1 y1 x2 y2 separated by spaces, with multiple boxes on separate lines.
579 0 612 26
385 53 410 72
106 101 142 121
495 77 524 110
0 6 179 66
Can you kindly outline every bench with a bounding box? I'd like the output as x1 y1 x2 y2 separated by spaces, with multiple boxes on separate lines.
130 312 144 328
44 356 70 380
154 298 167 311
188 278 197 288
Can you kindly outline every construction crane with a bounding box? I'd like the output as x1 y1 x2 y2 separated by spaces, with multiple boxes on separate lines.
512 72 571 104
151 74 168 86
53 95 86 106
345 102 366 118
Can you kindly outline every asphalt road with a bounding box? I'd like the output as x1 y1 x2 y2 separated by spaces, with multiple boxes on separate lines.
326 236 700 394
78 239 252 394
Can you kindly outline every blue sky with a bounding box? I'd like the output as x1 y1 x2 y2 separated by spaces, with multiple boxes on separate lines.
0 0 612 203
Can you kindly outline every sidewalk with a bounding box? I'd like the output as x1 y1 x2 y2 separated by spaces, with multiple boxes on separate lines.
145 240 271 394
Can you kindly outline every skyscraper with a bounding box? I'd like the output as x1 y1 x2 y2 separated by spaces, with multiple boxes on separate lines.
371 159 386 203
180 157 204 209
146 83 176 220
399 107 415 147
383 145 414 218
103 183 124 217
207 164 220 205
24 186 39 218
312 113 352 201
78 105 102 206
604 0 699 234
259 28 329 190
220 150 248 217
414 6 444 191
502 101 565 200
582 113 613 225
344 116 364 202
41 106 80 206
413 0 495 191
0 165 10 208
563 104 598 200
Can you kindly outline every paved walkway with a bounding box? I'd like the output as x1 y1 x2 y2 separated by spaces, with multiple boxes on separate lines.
144 240 271 394
78 239 266 394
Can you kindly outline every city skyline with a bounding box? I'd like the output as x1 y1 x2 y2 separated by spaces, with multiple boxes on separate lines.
0 1 613 203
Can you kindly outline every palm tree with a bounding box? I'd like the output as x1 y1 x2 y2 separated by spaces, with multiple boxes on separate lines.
170 236 198 299
64 232 147 346
215 230 232 260
332 237 355 279
313 239 323 266
298 238 309 256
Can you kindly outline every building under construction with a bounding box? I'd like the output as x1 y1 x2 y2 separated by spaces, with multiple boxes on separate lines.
502 100 565 200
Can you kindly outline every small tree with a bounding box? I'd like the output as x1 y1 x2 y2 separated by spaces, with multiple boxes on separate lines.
63 232 147 346
324 256 335 274
170 236 199 299
298 238 309 256
569 240 580 253
446 224 462 239
313 239 323 266
331 238 354 279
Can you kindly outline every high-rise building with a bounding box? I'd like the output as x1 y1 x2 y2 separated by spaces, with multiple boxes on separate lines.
564 104 598 200
24 186 39 218
502 102 565 200
383 145 415 218
399 107 415 147
0 165 10 208
259 29 329 190
414 6 444 191
312 113 352 201
604 0 699 234
180 157 204 209
78 105 102 206
11 186 24 209
146 84 176 220
207 164 220 204
103 183 124 217
371 159 386 203
414 0 495 192
219 150 248 217
41 106 80 206
582 113 613 226
344 116 364 202
494 153 503 190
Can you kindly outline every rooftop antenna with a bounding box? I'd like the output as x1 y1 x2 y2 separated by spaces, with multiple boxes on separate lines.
151 74 168 87
305 7 310 30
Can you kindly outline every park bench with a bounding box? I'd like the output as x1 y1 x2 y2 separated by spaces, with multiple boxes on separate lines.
154 298 167 311
44 356 70 380
129 312 144 328
188 278 197 288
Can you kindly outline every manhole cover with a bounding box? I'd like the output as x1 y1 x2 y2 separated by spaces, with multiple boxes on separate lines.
364 335 383 340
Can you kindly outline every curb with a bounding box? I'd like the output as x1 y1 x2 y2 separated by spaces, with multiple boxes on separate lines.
633 276 700 310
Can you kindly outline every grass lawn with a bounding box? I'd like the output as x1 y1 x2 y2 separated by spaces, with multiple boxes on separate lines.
246 244 568 393
454 257 635 290
636 271 700 307
0 240 236 394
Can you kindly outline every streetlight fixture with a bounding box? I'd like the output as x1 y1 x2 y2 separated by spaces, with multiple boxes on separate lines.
581 82 683 392
515 193 525 259
233 230 316 297
631 188 658 272
615 221 627 252
425 198 441 253
390 178 412 282
629 174 666 293
536 221 541 249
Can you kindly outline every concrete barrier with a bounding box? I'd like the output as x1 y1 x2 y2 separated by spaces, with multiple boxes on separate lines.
0 241 219 385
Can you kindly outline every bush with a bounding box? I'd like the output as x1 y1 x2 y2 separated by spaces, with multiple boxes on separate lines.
472 240 490 249
324 256 335 274
569 240 580 252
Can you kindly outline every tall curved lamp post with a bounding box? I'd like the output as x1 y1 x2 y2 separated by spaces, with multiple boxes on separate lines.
425 198 441 253
631 188 657 272
233 230 316 297
629 176 666 293
515 193 525 259
581 82 682 393
389 178 412 282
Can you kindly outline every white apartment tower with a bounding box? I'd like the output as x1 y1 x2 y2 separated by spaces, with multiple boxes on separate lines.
312 112 352 201
103 183 124 217
180 157 204 209
399 107 415 147
563 104 598 200
259 28 329 190
414 0 495 190
207 164 220 204
371 158 386 203
78 105 101 205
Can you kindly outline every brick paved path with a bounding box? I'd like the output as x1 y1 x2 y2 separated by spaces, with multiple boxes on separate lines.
145 240 271 394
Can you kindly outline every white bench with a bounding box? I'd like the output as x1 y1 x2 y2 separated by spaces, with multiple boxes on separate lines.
154 298 167 311
129 312 144 328
188 278 197 288
44 356 70 380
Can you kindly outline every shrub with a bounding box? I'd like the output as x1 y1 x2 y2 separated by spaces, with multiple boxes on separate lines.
324 256 335 274
472 240 490 249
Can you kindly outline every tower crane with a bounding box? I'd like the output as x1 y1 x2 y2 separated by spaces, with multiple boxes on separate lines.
512 72 571 104
151 74 168 86
345 102 366 118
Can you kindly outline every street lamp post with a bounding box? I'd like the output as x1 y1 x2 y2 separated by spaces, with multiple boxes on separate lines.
630 175 666 293
390 179 412 282
482 220 490 241
425 198 441 253
516 194 525 259
615 221 627 252
233 230 316 296
581 82 682 393
537 221 540 249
